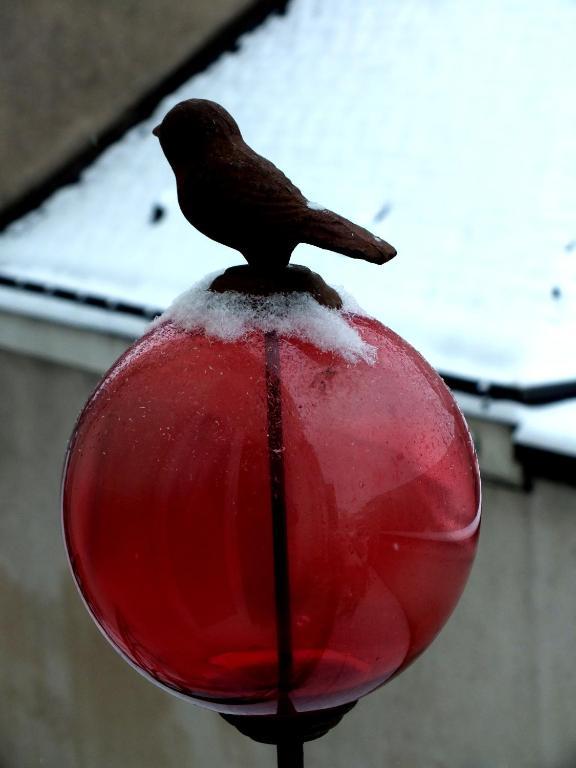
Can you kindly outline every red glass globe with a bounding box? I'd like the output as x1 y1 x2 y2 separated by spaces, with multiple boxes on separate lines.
63 312 480 716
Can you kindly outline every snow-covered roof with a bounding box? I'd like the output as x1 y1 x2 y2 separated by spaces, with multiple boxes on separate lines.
1 0 576 462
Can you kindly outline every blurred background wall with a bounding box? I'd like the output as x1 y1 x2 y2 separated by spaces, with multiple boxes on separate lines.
0 0 252 211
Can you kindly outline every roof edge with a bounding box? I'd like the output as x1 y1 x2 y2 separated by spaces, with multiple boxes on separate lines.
0 0 289 233
441 372 576 406
515 445 576 489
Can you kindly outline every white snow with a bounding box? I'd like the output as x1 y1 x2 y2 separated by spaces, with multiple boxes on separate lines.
515 400 576 457
306 201 325 211
1 0 576 451
157 273 376 364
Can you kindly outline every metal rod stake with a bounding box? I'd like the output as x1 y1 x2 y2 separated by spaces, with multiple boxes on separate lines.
265 330 303 766
277 740 304 768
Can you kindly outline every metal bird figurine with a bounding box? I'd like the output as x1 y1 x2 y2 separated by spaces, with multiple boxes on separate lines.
153 99 396 271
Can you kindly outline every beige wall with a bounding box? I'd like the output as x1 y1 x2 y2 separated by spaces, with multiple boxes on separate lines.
1 342 576 767
0 0 253 210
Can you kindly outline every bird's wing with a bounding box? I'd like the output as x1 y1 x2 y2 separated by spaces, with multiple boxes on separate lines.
207 149 312 234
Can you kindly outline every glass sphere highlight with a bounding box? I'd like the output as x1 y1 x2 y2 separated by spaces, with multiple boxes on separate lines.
63 314 480 715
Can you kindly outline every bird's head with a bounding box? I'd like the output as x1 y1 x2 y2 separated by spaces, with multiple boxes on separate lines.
152 99 242 170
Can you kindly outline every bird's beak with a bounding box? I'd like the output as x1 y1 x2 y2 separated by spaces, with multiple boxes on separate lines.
152 125 160 138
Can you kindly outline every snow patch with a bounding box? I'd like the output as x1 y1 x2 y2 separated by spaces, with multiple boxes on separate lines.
155 273 376 364
306 200 326 211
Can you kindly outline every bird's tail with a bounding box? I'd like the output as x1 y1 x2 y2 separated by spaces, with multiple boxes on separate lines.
301 209 396 265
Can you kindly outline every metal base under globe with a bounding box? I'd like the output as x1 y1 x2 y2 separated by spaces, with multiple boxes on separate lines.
222 701 357 767
221 701 357 744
